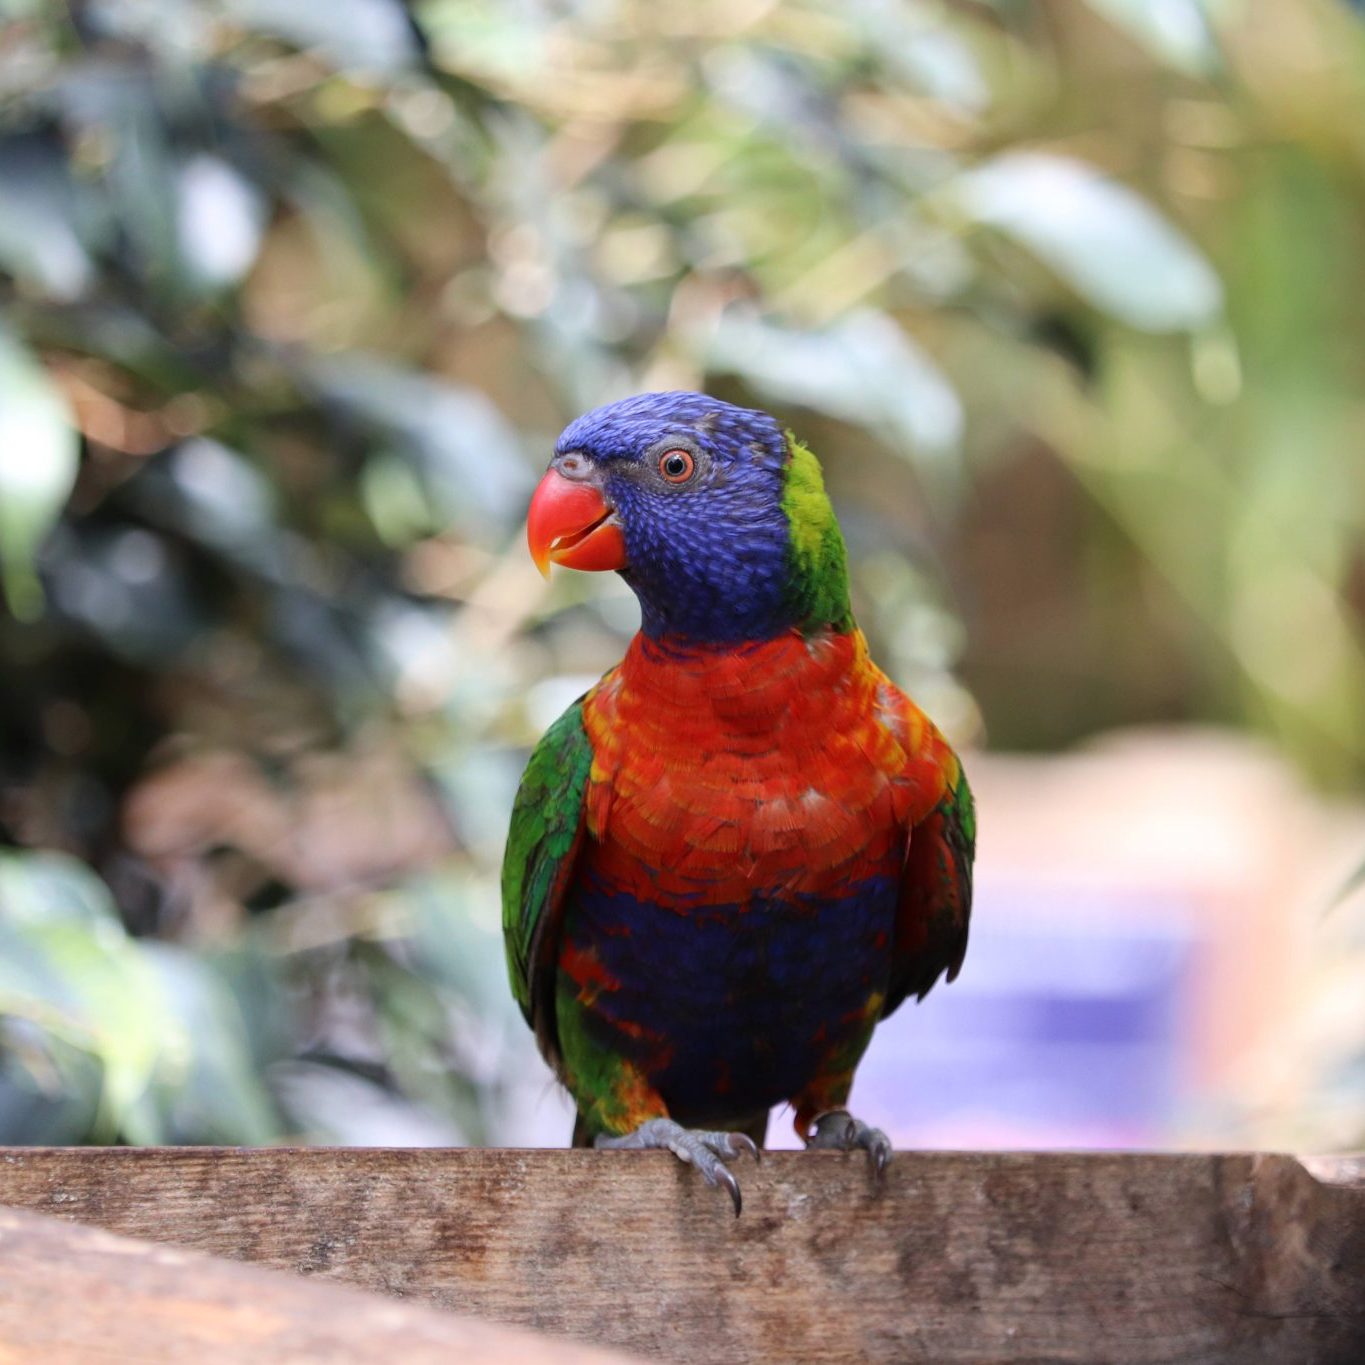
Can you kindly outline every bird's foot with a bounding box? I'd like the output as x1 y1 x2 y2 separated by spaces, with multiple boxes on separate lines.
595 1117 760 1216
804 1109 892 1178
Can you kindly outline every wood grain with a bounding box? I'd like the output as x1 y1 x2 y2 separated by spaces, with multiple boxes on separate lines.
2 1147 1363 1364
0 1201 632 1364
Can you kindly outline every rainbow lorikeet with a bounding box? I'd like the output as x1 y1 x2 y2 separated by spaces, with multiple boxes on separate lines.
502 392 974 1213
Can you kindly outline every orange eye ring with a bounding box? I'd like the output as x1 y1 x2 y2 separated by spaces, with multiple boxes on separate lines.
658 448 695 483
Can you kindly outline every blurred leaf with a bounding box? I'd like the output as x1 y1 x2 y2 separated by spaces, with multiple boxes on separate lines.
0 853 128 933
706 308 963 459
154 439 280 560
272 1060 463 1145
47 525 208 663
0 326 78 621
359 943 490 1143
63 70 182 291
176 155 269 292
953 153 1224 331
0 138 100 301
1082 0 1222 75
406 872 515 1025
0 853 284 1144
0 852 172 1142
80 0 216 54
361 453 436 547
225 0 421 79
141 945 283 1144
867 11 990 113
307 354 531 532
419 0 553 78
0 1029 103 1145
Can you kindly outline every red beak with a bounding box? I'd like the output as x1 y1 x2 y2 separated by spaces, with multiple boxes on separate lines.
526 470 627 577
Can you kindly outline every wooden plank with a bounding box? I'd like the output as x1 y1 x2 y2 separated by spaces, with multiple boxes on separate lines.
2 1147 1363 1364
0 1201 632 1364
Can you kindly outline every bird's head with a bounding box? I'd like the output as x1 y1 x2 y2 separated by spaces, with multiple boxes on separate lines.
527 391 851 644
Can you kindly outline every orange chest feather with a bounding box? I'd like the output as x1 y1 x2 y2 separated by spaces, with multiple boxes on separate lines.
580 630 952 898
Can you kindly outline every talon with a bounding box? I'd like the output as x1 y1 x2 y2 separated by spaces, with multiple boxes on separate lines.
805 1110 893 1176
595 1118 754 1214
729 1133 761 1165
872 1136 891 1179
715 1163 742 1216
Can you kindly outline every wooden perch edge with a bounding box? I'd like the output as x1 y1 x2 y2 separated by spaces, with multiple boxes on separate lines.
2 1147 1363 1364
0 1201 632 1365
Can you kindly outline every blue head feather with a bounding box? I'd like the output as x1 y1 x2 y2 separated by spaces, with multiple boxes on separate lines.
555 392 797 643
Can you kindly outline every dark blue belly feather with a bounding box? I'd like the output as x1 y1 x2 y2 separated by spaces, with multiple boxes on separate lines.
558 870 898 1121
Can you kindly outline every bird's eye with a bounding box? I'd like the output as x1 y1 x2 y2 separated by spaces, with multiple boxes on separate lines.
658 449 695 483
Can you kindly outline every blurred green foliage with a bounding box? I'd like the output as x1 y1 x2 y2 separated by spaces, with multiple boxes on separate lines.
0 0 1362 1145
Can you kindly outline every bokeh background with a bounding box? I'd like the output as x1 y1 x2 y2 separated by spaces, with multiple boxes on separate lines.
1 0 1363 1153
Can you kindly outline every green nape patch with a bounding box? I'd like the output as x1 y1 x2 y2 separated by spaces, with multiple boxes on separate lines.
781 433 854 634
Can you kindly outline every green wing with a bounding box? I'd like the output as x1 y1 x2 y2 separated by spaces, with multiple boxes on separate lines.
885 763 975 1017
501 698 594 1065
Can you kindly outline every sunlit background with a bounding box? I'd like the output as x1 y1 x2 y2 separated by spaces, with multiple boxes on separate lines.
1 0 1363 1155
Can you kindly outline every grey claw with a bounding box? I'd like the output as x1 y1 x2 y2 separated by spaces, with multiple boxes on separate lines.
806 1110 892 1178
596 1118 753 1214
871 1136 892 1180
715 1162 742 1216
729 1133 761 1165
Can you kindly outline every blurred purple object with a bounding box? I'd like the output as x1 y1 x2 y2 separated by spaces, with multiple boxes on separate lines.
834 875 1199 1151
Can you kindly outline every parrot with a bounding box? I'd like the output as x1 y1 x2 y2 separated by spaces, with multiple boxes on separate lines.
502 392 974 1213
